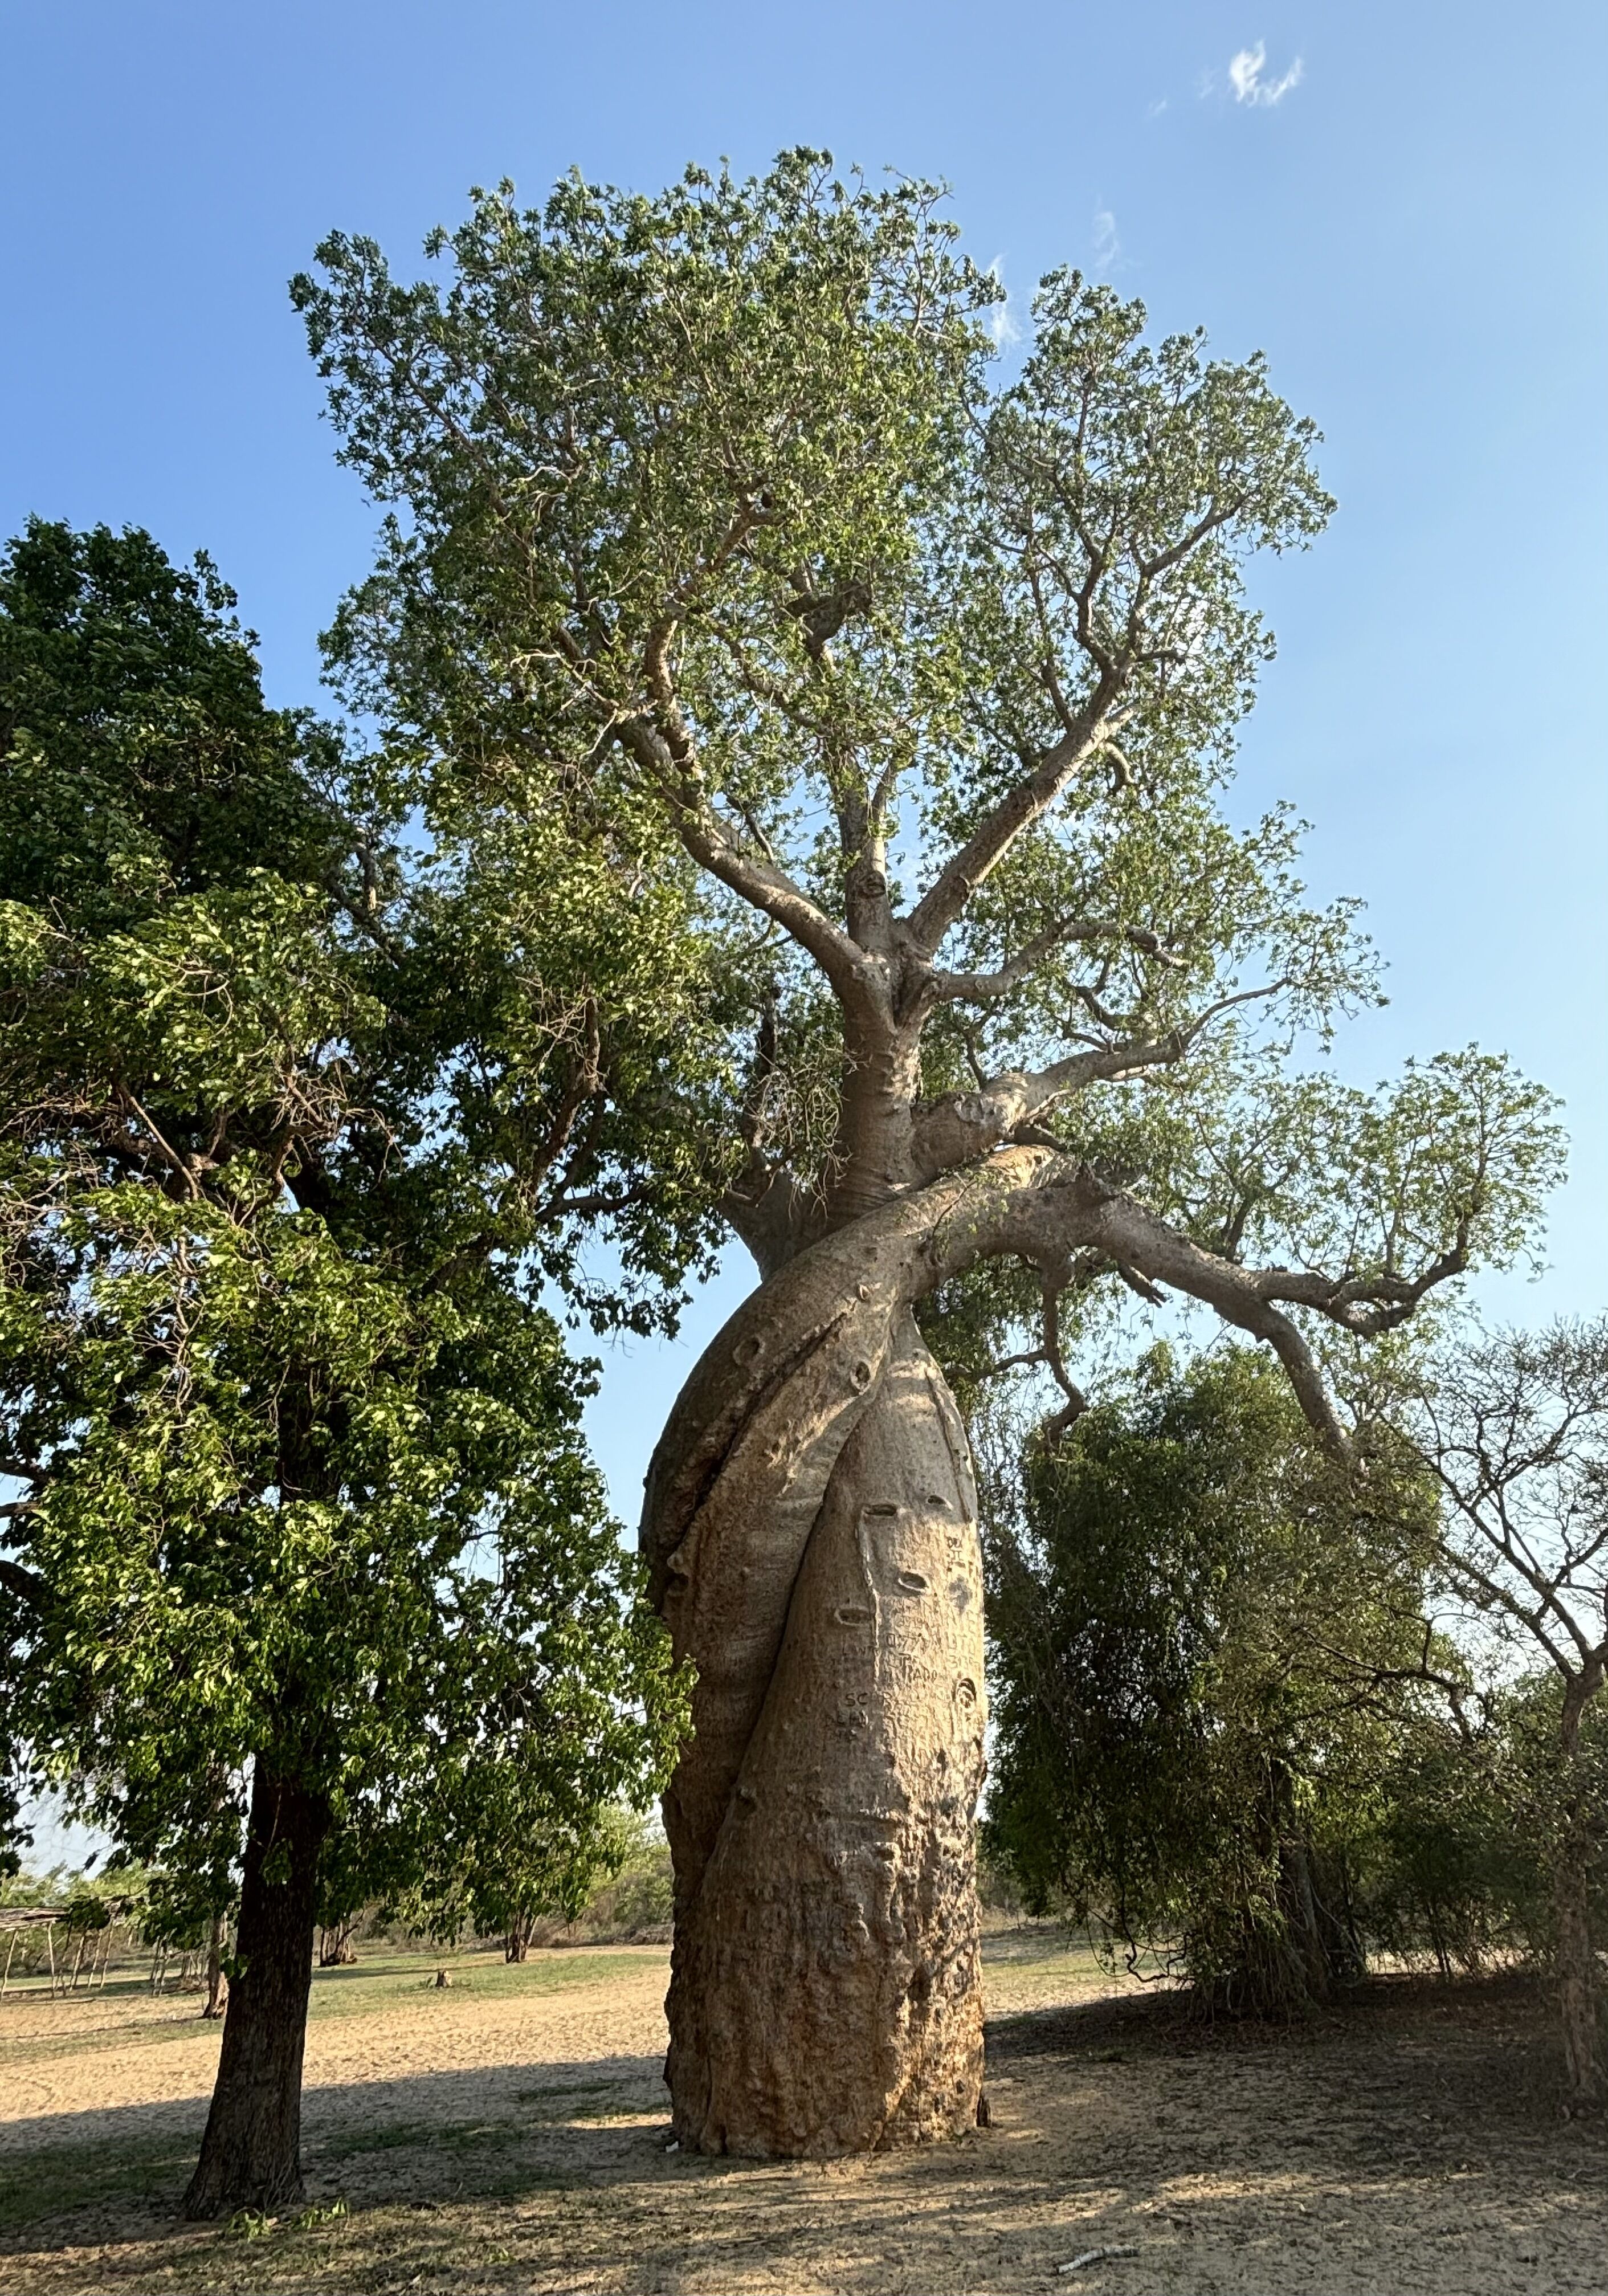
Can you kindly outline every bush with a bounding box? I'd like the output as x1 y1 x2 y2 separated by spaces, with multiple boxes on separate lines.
983 1348 1462 2013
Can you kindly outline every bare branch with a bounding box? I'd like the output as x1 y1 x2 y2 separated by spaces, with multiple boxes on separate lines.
928 919 1185 1006
909 1037 1186 1181
617 640 884 1015
0 1554 45 1606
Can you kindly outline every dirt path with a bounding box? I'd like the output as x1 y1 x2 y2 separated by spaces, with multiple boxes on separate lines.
2 1940 1603 2294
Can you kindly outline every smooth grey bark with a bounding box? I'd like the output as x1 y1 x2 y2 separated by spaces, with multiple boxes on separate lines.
648 1308 985 2152
646 1146 1409 2154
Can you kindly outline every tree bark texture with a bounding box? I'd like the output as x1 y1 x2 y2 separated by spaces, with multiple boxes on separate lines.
1553 1701 1603 2109
642 1144 1380 2153
183 1766 328 2218
645 1216 989 2155
1555 1849 1602 2107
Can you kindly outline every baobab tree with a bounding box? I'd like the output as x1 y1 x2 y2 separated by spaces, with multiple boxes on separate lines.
295 151 1562 2156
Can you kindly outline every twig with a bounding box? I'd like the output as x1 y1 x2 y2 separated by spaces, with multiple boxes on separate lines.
1058 2246 1140 2274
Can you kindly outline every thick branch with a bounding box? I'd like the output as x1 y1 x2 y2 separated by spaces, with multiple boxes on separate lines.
1250 1249 1468 1336
928 919 1183 1006
909 1038 1185 1181
980 1163 1349 1453
0 1554 45 1607
719 1169 820 1280
906 672 1121 957
617 700 882 1017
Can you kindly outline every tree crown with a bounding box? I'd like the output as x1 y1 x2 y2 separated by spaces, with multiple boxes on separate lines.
293 152 1563 1441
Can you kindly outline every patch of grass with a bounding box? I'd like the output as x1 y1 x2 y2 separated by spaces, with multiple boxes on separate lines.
291 2196 349 2230
222 2206 277 2241
0 2130 200 2235
313 2111 532 2168
313 2084 652 2169
303 1947 664 2022
0 2009 227 2071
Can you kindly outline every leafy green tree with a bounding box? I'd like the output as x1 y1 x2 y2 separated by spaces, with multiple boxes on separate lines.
982 1347 1462 2012
291 151 1561 2154
0 520 704 2213
1358 1710 1534 1980
1401 1324 1608 2103
419 1797 644 1960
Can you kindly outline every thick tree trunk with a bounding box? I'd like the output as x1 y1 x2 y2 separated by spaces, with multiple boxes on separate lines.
643 1144 1298 2154
183 1767 328 2218
647 1272 987 2157
317 1918 357 1967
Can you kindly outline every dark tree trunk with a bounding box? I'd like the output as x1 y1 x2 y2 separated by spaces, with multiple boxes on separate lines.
183 1766 329 2218
1279 1837 1364 2007
1556 1849 1601 2106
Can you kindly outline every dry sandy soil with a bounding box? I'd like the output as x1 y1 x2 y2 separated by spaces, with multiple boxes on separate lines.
1 1932 1604 2294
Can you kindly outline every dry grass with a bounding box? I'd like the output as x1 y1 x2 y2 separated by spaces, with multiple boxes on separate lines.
1 1931 1604 2293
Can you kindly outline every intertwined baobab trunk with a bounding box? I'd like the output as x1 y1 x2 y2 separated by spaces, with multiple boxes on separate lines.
642 1147 1361 2154
297 170 1536 2160
644 1206 992 2154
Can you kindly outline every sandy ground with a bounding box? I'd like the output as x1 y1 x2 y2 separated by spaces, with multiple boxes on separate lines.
1 1935 1605 2294
1 1944 674 2156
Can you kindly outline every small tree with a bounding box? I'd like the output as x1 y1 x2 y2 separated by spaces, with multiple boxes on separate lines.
1406 1323 1608 2104
0 521 705 2211
418 1799 644 1960
982 1347 1460 2012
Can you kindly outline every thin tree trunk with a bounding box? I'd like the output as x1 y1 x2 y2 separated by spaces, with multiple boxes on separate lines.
202 1911 229 2021
650 1304 987 2155
1554 1694 1602 2108
1555 1846 1601 2106
317 1918 357 1967
183 1766 328 2218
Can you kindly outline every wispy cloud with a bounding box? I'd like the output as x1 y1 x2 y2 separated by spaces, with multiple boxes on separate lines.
1223 39 1304 105
1092 204 1121 272
1145 96 1169 120
984 256 1020 347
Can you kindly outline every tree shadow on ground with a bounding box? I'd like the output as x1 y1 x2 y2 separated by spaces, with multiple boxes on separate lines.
4 1976 1607 2294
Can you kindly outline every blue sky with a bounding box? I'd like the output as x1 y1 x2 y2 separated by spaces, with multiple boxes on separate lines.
3 0 1605 1544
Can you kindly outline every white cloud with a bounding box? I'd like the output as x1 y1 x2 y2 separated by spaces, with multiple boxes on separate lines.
983 256 1020 346
1145 96 1169 119
1225 39 1304 105
1092 204 1121 272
